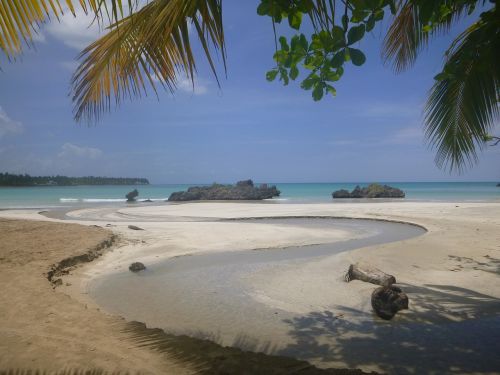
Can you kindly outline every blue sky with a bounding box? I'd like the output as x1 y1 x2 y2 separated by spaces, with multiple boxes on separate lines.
0 1 498 183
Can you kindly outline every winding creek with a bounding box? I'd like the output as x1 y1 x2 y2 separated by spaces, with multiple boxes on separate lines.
87 218 428 357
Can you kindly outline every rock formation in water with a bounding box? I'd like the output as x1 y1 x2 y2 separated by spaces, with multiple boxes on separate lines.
371 285 409 320
168 180 280 201
126 189 139 202
332 184 405 198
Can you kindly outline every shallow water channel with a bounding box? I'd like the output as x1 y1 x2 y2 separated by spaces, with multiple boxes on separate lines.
89 218 425 348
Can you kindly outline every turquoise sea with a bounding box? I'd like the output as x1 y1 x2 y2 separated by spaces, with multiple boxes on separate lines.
0 182 499 209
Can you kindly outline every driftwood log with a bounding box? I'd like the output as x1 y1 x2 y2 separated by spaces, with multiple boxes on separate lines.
345 263 396 286
371 286 409 320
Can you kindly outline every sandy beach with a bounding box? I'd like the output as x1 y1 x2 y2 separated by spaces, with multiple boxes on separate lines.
1 201 500 374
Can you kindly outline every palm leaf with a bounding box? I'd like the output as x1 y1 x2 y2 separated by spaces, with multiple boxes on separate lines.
382 1 474 73
71 0 225 123
424 13 500 171
0 0 136 59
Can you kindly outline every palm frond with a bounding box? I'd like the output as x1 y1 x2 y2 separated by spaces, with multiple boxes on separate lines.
71 0 225 123
424 14 500 171
382 1 473 73
0 0 137 59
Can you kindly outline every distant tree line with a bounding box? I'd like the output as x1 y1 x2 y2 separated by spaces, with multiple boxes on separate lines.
0 173 149 186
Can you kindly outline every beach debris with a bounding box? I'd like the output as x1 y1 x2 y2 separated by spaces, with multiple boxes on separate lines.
126 189 139 202
128 225 144 231
129 262 146 272
345 263 396 286
371 285 409 320
332 183 405 198
168 179 280 201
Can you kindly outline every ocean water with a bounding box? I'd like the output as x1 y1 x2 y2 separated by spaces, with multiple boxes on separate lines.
0 182 498 209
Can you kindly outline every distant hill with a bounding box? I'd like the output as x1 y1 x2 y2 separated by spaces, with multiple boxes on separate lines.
0 173 149 186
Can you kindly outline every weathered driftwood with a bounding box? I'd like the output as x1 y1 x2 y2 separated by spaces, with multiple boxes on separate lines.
345 262 396 286
371 285 409 320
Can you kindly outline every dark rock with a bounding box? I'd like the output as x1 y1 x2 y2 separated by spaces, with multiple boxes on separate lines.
142 199 153 202
129 262 146 272
371 285 409 320
236 179 254 187
168 180 280 201
332 183 405 199
497 183 500 187
128 225 144 231
126 189 139 202
332 189 351 198
350 185 364 198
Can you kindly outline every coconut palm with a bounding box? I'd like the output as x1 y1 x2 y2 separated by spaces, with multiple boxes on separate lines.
383 1 499 171
0 0 498 172
0 0 227 122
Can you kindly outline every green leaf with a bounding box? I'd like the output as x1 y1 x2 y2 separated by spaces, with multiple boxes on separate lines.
312 84 324 101
257 2 270 16
290 65 299 80
266 69 279 81
344 48 351 62
366 15 375 31
279 36 289 51
325 70 340 81
288 12 302 30
347 24 365 45
318 30 333 49
389 1 397 15
326 84 337 96
342 14 349 30
351 9 369 23
330 50 345 68
349 48 366 66
310 34 322 50
299 34 308 51
331 26 345 44
301 73 319 90
279 68 289 85
374 9 384 21
297 0 314 12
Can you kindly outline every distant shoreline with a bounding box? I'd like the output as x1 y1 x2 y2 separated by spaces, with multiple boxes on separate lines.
0 172 150 187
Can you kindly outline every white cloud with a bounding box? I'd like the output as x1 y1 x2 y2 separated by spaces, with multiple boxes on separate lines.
60 60 80 71
177 77 209 95
44 1 150 50
45 8 102 50
31 31 46 43
152 74 210 95
0 107 24 138
58 143 103 159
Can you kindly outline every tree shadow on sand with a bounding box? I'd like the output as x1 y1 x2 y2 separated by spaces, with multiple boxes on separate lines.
278 283 500 374
119 322 374 375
